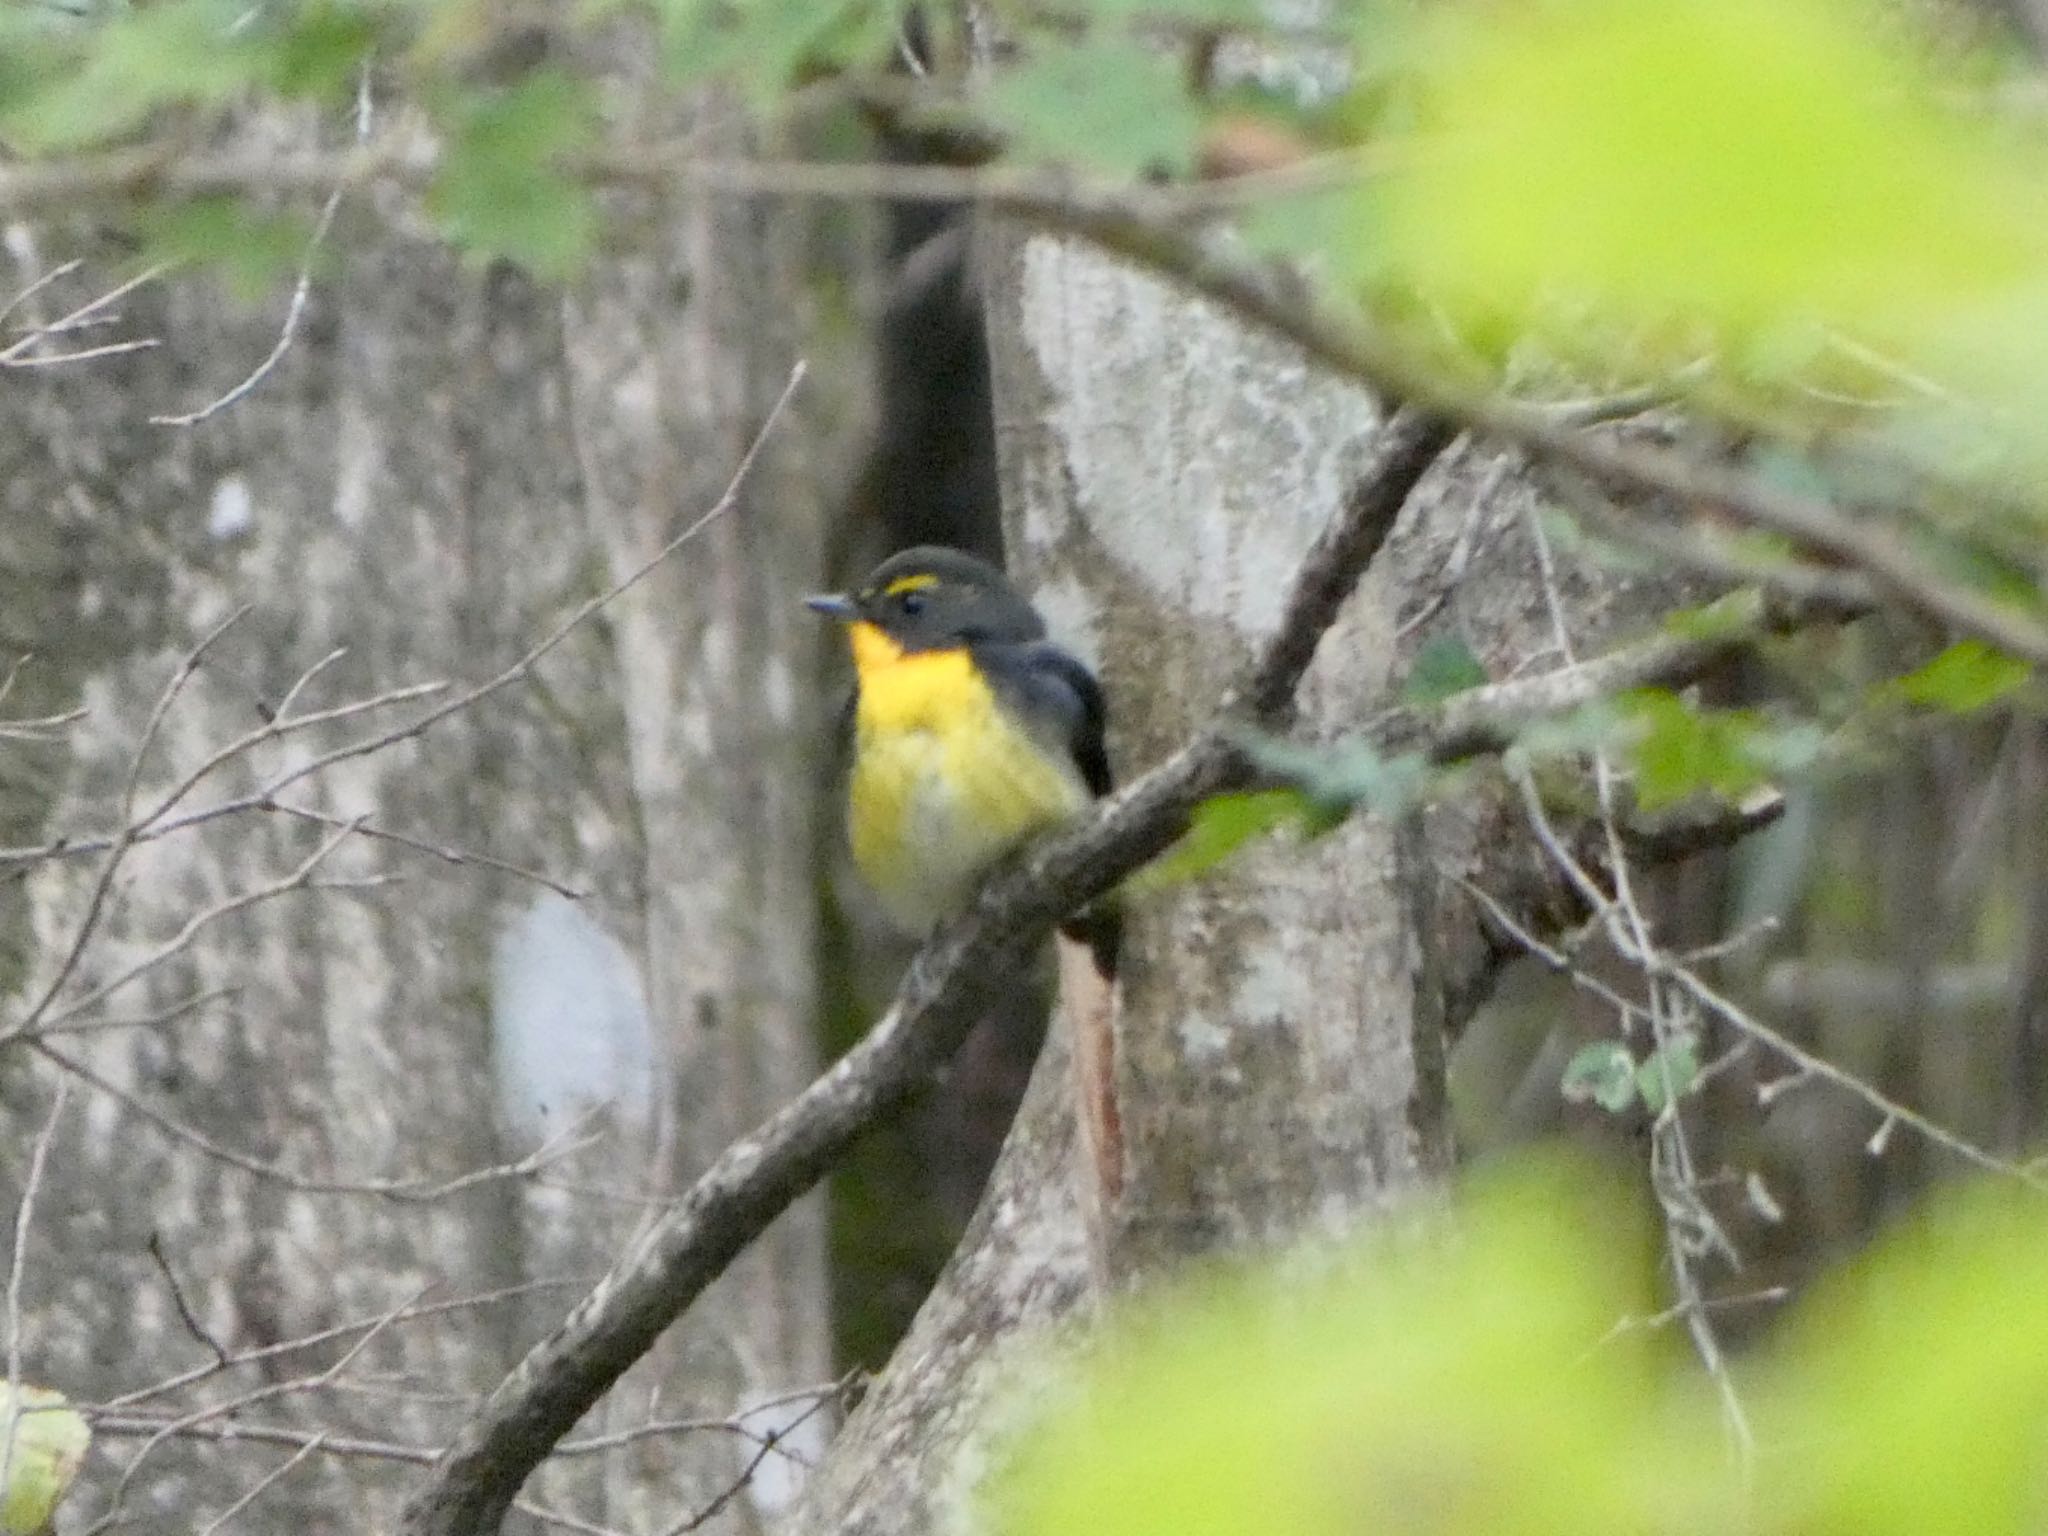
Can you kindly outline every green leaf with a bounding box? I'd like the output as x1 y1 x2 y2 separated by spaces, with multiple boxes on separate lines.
3 0 264 151
982 40 1205 177
661 0 888 101
1237 732 1433 823
260 1 381 102
134 199 314 302
1892 640 2032 715
1068 0 1262 19
0 1384 90 1536
427 70 600 280
1634 1037 1700 1114
1131 789 1318 890
1760 1186 2048 1536
993 1155 1696 1536
1662 589 1765 643
1622 691 1773 811
1403 633 1488 703
1560 1040 1638 1113
1378 0 2048 401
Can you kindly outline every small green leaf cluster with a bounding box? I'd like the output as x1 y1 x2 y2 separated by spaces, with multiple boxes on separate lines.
425 69 599 281
1561 1036 1700 1115
0 0 376 154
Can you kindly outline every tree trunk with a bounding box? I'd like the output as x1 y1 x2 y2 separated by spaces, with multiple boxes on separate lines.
0 128 831 1535
791 225 1711 1535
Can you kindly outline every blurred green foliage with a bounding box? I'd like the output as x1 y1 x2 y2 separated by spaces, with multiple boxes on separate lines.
1376 0 2048 375
0 1384 89 1536
994 1157 2048 1536
424 69 600 278
1561 1036 1700 1115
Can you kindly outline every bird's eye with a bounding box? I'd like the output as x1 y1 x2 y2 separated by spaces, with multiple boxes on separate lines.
899 590 928 616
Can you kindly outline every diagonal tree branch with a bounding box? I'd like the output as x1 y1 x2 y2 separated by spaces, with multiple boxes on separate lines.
1009 205 2048 664
396 405 1457 1536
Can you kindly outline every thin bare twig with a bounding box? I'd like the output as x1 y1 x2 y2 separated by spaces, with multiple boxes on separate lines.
6 608 251 1049
100 1276 596 1413
0 258 83 328
89 1413 435 1465
29 1039 603 1200
82 1283 429 1536
88 1380 848 1472
151 65 373 426
514 1498 629 1536
146 1232 230 1368
26 985 237 1042
0 262 168 368
2 1076 69 1505
657 1377 848 1536
1512 499 1755 1463
16 815 366 1041
1680 967 2037 1183
5 336 161 367
194 1431 328 1536
263 799 584 899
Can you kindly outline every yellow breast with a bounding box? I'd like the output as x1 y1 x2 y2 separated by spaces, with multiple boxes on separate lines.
846 632 1089 931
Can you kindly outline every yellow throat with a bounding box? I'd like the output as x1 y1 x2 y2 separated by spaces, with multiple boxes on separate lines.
844 622 1088 931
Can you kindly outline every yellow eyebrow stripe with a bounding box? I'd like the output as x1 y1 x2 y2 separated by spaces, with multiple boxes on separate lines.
882 573 939 597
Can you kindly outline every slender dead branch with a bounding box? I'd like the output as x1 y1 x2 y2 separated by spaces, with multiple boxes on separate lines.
150 66 373 427
2 1076 69 1503
0 132 1377 222
27 1040 601 1200
1366 584 1859 770
81 1283 429 1536
0 262 168 368
11 815 365 1043
194 1431 328 1536
100 1276 596 1413
0 258 83 327
145 1232 231 1368
657 1382 847 1536
261 799 584 899
8 608 250 1042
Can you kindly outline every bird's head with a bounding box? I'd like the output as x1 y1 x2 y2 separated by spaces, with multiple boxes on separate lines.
806 546 1045 669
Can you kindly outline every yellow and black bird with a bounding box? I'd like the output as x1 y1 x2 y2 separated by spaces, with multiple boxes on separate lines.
806 546 1116 966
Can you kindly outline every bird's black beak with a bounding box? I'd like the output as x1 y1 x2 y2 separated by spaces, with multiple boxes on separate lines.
804 592 859 621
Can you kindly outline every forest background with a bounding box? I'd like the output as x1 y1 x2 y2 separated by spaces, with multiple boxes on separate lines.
6 0 2048 1533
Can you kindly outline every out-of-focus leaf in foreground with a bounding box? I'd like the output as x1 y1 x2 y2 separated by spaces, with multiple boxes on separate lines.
995 1157 2048 1536
1376 0 2048 406
1755 1187 2048 1536
0 1384 90 1536
991 1156 1723 1536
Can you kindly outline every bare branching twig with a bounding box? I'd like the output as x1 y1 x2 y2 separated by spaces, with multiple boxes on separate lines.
2 1077 70 1504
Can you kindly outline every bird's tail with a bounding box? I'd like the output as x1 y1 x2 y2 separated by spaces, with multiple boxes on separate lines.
1058 901 1124 1221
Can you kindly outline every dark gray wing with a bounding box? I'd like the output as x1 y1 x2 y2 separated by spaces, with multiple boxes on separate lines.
980 638 1120 974
981 640 1111 797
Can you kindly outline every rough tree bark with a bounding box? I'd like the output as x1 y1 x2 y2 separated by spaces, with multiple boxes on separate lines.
789 228 1715 1535
0 119 831 1536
